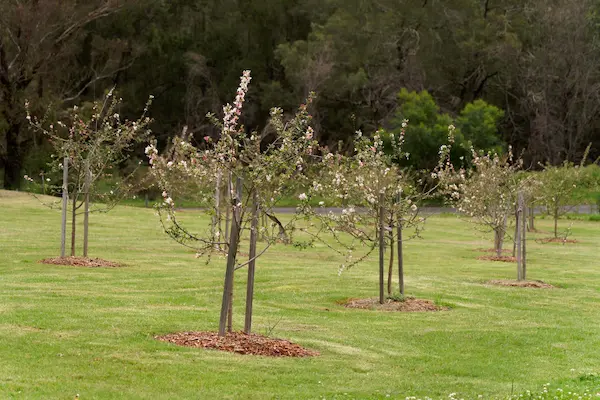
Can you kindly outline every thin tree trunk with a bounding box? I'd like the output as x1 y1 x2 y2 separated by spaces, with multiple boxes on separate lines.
397 218 404 296
224 173 232 245
528 205 535 231
60 157 69 258
378 194 385 304
516 192 523 281
522 197 527 280
512 218 518 257
227 281 234 333
218 177 242 337
244 190 259 334
554 209 559 238
213 171 221 250
217 171 222 246
71 191 77 257
83 162 91 257
387 234 394 296
494 228 503 257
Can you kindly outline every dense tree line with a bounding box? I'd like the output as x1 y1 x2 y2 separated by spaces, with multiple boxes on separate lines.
1 0 600 190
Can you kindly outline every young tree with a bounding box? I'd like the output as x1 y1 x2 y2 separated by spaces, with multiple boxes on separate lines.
300 123 426 303
537 156 596 239
438 127 522 258
148 71 317 336
26 90 152 257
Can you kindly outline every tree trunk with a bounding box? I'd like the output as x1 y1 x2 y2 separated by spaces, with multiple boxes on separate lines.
397 218 404 296
213 171 221 250
71 192 77 257
244 190 259 334
60 157 69 258
378 194 385 304
553 209 559 238
516 193 523 281
494 224 505 258
387 234 394 296
528 205 535 231
224 173 232 245
512 218 518 257
522 197 527 280
83 162 91 257
218 177 243 337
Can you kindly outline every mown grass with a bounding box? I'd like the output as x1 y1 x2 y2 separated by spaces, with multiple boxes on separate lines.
1 190 599 399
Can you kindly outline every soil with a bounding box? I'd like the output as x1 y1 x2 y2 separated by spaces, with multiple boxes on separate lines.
487 279 555 289
39 256 122 268
342 297 448 312
477 255 517 262
537 237 578 244
156 331 319 357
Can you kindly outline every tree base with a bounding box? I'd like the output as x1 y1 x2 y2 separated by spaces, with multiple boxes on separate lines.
537 237 578 244
477 255 517 262
341 297 447 312
156 331 318 357
487 279 554 289
39 256 122 268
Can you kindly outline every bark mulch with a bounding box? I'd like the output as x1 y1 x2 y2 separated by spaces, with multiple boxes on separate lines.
475 248 512 254
536 237 578 244
487 279 555 289
40 256 122 268
156 331 319 357
343 297 447 312
477 255 517 262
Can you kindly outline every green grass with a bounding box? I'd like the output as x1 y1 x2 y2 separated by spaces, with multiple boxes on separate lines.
1 190 600 399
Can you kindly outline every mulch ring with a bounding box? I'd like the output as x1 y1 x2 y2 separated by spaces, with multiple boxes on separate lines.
39 256 122 268
487 279 555 289
475 248 512 254
536 237 578 244
477 255 517 262
342 297 447 312
156 331 319 357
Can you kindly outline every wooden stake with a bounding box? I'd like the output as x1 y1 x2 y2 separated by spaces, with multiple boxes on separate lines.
60 157 69 258
218 176 242 336
244 190 259 334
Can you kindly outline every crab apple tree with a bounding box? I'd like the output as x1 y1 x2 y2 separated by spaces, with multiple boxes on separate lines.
299 122 427 304
148 70 317 336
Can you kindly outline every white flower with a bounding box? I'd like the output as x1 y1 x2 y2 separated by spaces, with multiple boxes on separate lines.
298 193 307 201
167 161 173 168
318 201 325 206
411 204 417 212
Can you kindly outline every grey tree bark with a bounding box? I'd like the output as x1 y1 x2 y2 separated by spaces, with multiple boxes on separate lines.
218 177 242 336
244 190 259 334
60 157 69 258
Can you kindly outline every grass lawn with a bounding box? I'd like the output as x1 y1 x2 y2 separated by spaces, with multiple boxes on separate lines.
1 190 600 399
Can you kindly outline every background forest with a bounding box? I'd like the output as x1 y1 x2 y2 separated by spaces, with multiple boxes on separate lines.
2 0 600 190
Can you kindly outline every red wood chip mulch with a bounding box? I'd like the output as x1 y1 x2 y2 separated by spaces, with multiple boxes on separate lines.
343 297 447 312
39 256 122 268
156 331 319 357
475 248 511 254
487 279 555 289
537 237 578 244
477 255 517 262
